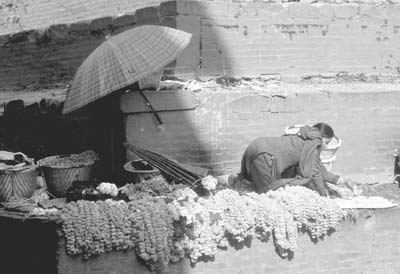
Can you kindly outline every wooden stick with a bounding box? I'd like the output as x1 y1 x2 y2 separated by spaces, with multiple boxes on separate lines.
134 148 199 180
126 144 199 182
131 150 193 186
125 143 202 186
129 145 201 181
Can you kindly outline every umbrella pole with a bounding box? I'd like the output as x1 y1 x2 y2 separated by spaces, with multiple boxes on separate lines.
138 90 163 125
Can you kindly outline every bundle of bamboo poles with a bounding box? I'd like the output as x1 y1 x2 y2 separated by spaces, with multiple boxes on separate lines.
124 143 202 188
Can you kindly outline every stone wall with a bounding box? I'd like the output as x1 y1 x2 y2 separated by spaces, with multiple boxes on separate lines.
0 1 174 91
1 0 400 91
123 83 400 177
0 0 169 35
1 0 400 178
176 0 400 80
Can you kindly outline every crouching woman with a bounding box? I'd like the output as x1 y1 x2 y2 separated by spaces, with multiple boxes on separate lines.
234 123 349 196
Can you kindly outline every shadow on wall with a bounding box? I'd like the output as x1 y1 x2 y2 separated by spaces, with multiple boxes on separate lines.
0 1 234 178
0 3 179 183
123 1 235 178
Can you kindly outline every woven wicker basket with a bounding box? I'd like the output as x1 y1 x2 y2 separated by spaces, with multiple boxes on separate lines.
39 156 94 198
0 166 38 202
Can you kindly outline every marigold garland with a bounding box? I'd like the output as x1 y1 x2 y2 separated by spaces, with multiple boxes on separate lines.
61 185 347 268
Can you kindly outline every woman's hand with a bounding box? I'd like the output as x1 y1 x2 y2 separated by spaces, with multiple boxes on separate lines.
337 177 361 195
309 181 329 197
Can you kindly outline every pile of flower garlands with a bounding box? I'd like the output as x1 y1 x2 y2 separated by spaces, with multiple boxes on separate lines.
171 186 346 262
61 197 183 270
60 184 346 270
61 199 133 259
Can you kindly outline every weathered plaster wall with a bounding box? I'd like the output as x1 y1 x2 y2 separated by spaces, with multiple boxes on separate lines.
1 0 400 178
1 0 400 91
176 0 400 80
123 83 400 177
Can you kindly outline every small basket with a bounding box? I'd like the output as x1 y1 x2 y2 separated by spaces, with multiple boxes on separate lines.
321 155 336 171
320 136 341 160
0 166 38 202
38 156 94 198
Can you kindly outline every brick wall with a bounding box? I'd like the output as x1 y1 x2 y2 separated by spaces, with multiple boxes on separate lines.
1 0 400 91
0 0 169 35
123 83 400 178
1 0 400 179
175 0 400 80
0 1 176 91
57 208 400 274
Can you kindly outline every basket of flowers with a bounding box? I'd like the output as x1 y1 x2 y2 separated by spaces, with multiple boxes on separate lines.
38 150 99 197
0 151 37 202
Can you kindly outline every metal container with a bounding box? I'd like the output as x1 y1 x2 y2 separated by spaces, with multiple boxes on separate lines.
394 149 400 187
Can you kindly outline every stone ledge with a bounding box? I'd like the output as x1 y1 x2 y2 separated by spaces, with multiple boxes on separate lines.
0 82 398 116
192 81 400 96
0 88 66 115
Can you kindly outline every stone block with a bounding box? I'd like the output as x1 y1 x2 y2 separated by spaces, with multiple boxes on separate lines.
28 28 48 44
332 4 359 19
90 17 113 31
0 34 10 46
288 3 321 19
112 13 136 28
161 16 177 28
178 0 239 18
47 24 70 41
160 1 177 17
177 0 202 16
175 15 201 68
120 90 197 114
135 6 160 25
227 95 271 113
270 95 304 113
258 3 284 15
387 4 400 24
318 4 335 19
69 20 91 32
270 8 293 24
359 5 387 22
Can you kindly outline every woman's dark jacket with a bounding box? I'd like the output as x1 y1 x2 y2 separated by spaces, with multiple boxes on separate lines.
241 126 339 193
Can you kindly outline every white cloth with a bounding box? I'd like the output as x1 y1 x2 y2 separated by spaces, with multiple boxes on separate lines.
333 196 397 209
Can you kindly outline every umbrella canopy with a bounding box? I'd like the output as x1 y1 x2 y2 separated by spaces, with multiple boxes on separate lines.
62 25 192 114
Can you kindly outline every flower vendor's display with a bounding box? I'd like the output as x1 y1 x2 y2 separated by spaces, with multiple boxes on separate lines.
60 178 347 271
